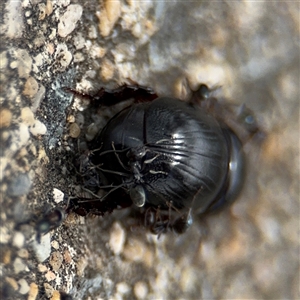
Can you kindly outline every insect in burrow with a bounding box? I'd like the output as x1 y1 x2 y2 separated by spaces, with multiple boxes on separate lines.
67 83 261 236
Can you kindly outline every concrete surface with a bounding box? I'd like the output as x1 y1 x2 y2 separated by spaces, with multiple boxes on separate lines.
0 1 299 299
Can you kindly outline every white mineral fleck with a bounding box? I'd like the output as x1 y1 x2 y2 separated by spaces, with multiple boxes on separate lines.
53 188 64 204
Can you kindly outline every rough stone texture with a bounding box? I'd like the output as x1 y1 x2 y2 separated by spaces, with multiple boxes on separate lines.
0 1 299 300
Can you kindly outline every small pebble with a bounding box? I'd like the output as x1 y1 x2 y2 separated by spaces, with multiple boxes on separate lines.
28 283 39 300
69 122 80 138
134 281 148 299
63 249 72 264
3 249 11 264
109 222 126 255
44 282 54 298
49 251 63 271
50 290 61 300
116 282 130 294
13 257 28 274
18 278 30 294
51 240 59 250
67 115 75 123
38 264 48 273
54 43 72 72
12 231 25 248
53 188 64 203
31 84 45 112
85 123 99 141
21 107 35 126
30 119 47 136
0 51 8 70
100 58 115 81
23 76 39 98
17 248 29 258
15 49 32 78
76 256 88 276
0 226 11 244
58 4 83 37
45 270 56 282
0 108 12 128
32 232 51 262
97 0 121 37
5 277 18 291
123 238 145 262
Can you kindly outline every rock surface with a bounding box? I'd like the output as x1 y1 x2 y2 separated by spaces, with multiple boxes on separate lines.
0 1 299 299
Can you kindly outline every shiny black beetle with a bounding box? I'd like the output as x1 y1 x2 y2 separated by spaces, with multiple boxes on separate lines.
69 84 259 235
